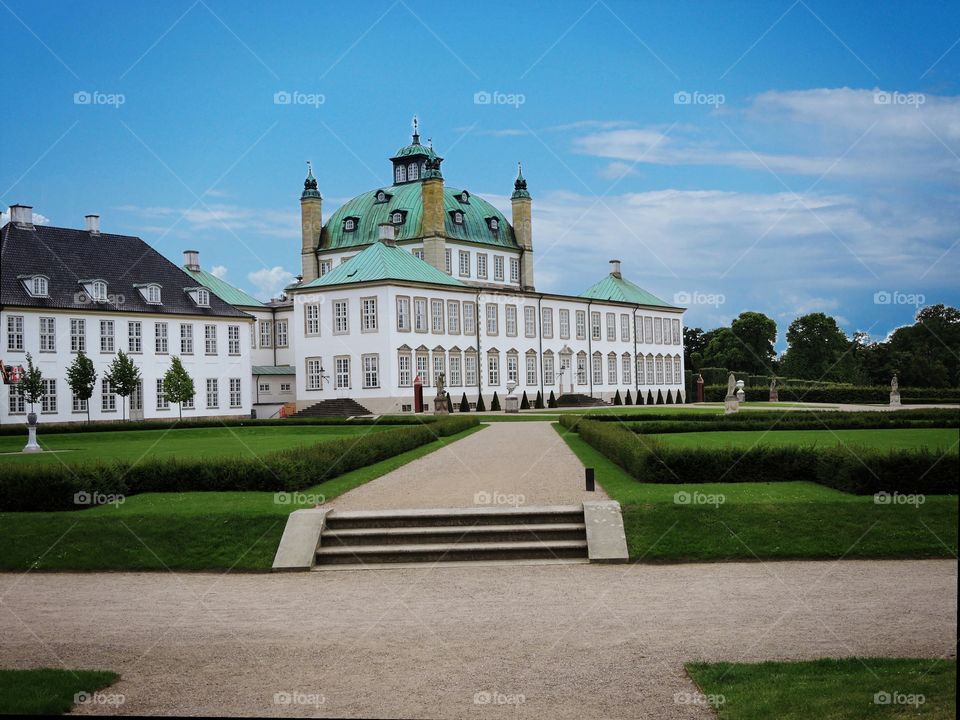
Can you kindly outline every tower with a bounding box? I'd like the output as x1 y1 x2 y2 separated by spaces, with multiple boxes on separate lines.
300 161 322 283
511 162 534 290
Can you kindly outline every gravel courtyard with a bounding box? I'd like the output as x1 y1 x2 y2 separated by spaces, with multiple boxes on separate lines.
1 559 955 718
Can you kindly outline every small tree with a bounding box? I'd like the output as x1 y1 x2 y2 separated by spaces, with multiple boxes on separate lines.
163 356 195 420
476 394 486 412
520 391 530 410
647 389 655 405
459 392 470 412
447 394 454 413
19 353 44 416
547 390 557 408
613 389 622 406
534 390 544 409
655 389 664 405
490 391 501 411
105 350 141 421
625 389 633 405
66 351 97 423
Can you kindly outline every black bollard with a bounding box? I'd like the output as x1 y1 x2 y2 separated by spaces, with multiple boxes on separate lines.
585 467 595 492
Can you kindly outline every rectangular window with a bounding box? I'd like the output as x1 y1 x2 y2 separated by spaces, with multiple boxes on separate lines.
477 253 488 279
101 379 116 412
524 307 536 338
260 319 273 348
525 355 537 385
183 394 194 410
459 250 470 277
40 317 56 352
663 319 672 345
505 305 517 337
259 382 271 393
125 321 141 353
204 324 217 355
487 354 500 385
644 316 653 344
6 315 24 351
334 300 349 334
606 313 616 341
654 317 663 344
320 260 332 276
494 256 504 281
414 298 428 332
559 309 570 339
69 319 85 353
433 353 446 386
655 356 664 384
206 378 219 408
646 356 655 384
449 354 462 386
463 302 476 335
485 303 498 335
431 299 444 333
413 249 425 261
305 304 321 335
465 354 478 386
8 386 25 413
577 355 587 385
280 383 291 392
591 312 602 341
673 319 681 345
306 357 323 390
506 354 518 383
229 378 242 408
665 355 674 384
675 356 682 383
40 379 57 413
361 297 378 332
228 325 240 355
593 355 603 385
335 356 350 389
398 353 412 387
397 297 411 331
156 378 169 410
509 257 520 283
447 301 460 334
275 320 288 348
622 355 631 385
180 324 193 354
362 354 379 388
541 307 554 339
444 249 452 275
416 353 429 387
544 355 555 385
155 322 168 353
621 314 630 342
100 320 115 353
608 355 618 385
72 391 87 413
576 310 586 340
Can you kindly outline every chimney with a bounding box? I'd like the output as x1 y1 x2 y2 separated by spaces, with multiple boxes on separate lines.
378 222 396 246
609 259 622 279
9 204 33 228
85 214 100 235
183 250 201 271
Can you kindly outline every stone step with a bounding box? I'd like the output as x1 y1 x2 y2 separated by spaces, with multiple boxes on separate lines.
322 522 587 546
325 505 585 530
315 539 589 565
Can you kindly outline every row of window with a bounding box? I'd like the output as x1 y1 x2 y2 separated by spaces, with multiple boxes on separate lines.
5 316 244 356
253 318 289 349
305 355 380 391
7 377 243 414
316 249 521 284
20 274 208 307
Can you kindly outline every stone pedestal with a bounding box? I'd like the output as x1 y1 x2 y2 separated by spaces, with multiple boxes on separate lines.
23 415 42 453
889 392 901 407
433 395 450 415
504 395 520 414
769 390 779 402
724 396 740 414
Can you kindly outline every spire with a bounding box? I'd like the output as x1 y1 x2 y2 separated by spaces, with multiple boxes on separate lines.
512 161 530 199
301 160 321 199
411 115 420 145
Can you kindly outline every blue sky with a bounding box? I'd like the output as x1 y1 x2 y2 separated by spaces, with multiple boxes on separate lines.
2 0 958 350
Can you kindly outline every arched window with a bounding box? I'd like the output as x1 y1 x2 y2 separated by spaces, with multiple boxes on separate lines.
395 165 407 183
408 163 419 180
92 280 108 302
392 212 404 225
344 218 355 231
31 276 48 296
197 289 210 307
489 218 499 231
453 211 464 225
146 285 161 304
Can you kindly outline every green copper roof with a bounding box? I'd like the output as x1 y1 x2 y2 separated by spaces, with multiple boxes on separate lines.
580 274 674 308
302 241 468 288
253 365 296 375
182 266 265 307
322 184 517 250
511 162 531 200
392 142 440 160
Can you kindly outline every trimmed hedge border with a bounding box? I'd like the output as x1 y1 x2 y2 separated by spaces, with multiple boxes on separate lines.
575 408 959 426
0 416 479 512
561 417 958 496
701 384 960 404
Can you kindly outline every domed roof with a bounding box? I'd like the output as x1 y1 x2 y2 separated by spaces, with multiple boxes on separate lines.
322 184 517 250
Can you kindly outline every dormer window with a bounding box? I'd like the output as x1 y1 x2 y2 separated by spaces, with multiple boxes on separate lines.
91 280 108 302
377 190 386 202
144 284 162 304
395 165 407 183
408 163 419 181
344 218 357 232
458 191 470 203
391 211 406 225
196 288 210 307
21 274 49 297
488 217 499 232
452 211 464 225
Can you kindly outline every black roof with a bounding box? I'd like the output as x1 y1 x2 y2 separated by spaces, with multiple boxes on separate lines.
0 222 249 318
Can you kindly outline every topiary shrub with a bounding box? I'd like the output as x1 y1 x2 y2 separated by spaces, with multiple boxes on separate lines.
647 389 655 405
613 390 622 406
625 389 633 405
459 393 470 412
656 389 664 405
520 391 530 410
490 391 501 411
447 394 454 413
476 394 487 412
535 390 545 409
548 390 557 408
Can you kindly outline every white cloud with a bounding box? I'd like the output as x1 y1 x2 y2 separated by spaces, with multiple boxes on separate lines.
596 161 639 180
210 265 228 279
117 203 300 239
247 266 294 300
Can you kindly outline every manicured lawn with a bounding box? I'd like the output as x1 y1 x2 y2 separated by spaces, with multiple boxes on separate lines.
555 424 958 561
0 669 119 715
0 425 393 466
0 425 485 571
687 658 956 720
653 428 958 452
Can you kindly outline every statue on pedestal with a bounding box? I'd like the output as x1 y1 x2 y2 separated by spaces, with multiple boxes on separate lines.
724 372 740 414
433 372 450 415
889 374 901 407
769 376 778 403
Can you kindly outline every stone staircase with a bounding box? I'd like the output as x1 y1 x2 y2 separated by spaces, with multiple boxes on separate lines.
314 506 589 568
556 393 607 407
291 398 373 417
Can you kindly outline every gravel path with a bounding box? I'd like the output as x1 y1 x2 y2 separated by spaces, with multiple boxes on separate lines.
1 560 954 718
329 421 606 510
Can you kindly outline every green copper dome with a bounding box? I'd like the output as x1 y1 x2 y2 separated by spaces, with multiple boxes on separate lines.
322 184 517 250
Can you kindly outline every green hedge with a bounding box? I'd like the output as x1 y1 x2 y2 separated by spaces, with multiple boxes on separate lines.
702 384 960 404
0 416 478 512
574 408 959 425
624 414 959 435
562 417 958 496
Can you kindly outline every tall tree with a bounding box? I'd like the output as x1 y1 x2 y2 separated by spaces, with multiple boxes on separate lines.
683 327 708 369
162 356 195 420
730 311 777 374
66 351 97 424
18 353 44 416
780 313 857 382
105 350 141 422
